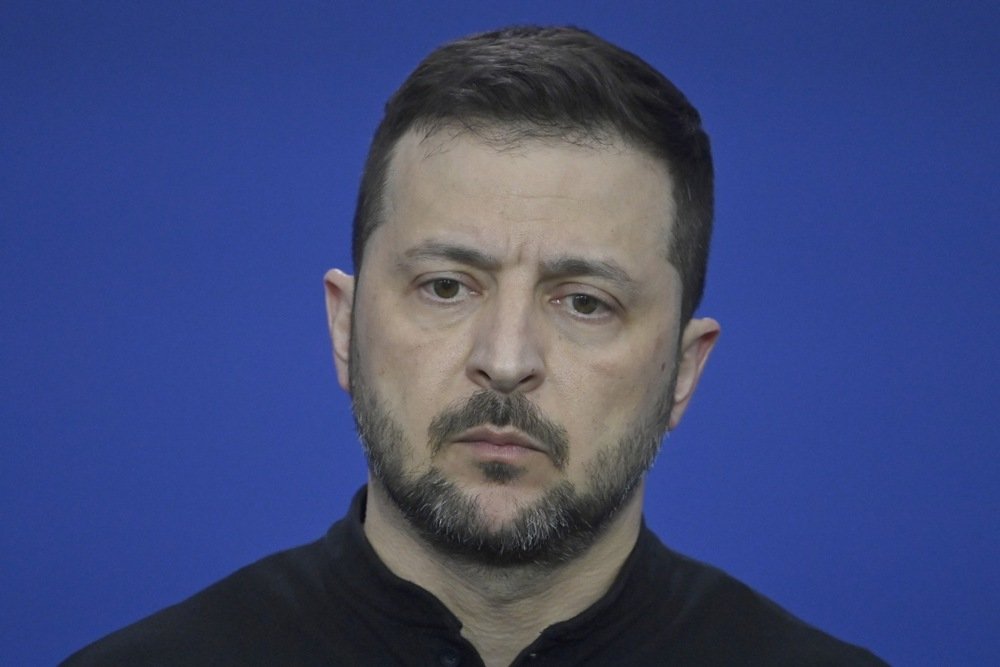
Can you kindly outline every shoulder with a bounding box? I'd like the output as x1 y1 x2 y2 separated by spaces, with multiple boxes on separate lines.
60 539 336 666
634 534 888 665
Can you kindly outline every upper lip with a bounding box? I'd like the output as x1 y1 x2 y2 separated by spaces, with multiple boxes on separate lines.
454 426 545 453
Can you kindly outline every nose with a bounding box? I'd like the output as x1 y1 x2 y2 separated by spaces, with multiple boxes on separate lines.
466 290 545 394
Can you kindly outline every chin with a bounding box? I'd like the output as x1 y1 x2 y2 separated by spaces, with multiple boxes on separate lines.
460 484 548 530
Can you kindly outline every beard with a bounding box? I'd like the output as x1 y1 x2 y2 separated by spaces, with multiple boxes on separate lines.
349 340 677 568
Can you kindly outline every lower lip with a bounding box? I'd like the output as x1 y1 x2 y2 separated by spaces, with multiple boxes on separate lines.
460 441 542 463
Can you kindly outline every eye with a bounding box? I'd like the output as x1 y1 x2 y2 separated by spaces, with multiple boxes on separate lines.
430 278 461 299
418 276 475 304
570 294 602 315
553 291 615 320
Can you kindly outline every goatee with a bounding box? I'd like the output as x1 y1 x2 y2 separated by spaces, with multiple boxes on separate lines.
351 376 672 567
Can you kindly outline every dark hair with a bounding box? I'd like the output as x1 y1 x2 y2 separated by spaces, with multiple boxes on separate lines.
351 25 713 322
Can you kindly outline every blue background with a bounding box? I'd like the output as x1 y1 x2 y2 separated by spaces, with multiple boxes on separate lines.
2 2 997 665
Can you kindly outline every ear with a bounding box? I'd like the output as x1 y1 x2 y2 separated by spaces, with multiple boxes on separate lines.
324 268 355 393
668 317 720 430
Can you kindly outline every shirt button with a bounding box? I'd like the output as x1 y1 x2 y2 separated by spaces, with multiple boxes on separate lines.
438 646 460 667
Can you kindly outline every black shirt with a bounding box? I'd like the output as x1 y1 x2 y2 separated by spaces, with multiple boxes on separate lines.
63 488 887 666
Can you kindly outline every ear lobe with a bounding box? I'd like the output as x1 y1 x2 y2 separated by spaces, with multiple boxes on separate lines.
669 317 720 430
324 268 355 393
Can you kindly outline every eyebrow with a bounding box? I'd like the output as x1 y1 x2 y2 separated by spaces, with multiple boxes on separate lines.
540 256 637 291
399 241 638 295
400 241 501 271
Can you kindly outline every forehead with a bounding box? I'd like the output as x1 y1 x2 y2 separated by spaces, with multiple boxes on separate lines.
375 128 677 277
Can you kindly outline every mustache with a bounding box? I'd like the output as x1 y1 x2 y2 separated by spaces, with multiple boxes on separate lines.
428 391 570 470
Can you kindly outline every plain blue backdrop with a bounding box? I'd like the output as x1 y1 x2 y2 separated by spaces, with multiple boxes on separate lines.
2 2 997 665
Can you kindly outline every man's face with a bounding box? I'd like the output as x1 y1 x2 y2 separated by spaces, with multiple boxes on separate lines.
328 129 716 565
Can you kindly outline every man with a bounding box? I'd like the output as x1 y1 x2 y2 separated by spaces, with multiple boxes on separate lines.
65 26 886 666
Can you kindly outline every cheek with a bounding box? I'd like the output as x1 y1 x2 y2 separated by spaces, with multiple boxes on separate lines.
358 299 468 411
566 334 675 435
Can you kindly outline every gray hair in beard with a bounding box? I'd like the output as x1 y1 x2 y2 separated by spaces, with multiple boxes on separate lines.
351 380 672 567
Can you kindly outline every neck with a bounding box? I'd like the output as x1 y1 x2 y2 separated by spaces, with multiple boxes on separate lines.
363 479 644 667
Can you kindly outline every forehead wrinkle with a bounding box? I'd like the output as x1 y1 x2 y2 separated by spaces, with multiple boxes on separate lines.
384 130 677 284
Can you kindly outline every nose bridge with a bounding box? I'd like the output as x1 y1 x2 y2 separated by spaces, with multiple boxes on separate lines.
467 280 544 393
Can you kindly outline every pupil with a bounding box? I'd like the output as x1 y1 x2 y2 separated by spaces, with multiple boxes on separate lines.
434 279 459 299
573 295 597 314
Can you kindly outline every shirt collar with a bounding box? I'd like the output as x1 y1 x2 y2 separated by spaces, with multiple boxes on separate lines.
323 486 463 630
322 486 666 639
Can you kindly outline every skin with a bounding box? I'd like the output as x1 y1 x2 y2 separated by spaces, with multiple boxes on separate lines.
325 129 719 666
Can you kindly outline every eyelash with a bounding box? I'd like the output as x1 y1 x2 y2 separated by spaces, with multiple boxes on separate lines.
416 276 616 321
418 277 476 303
553 292 614 320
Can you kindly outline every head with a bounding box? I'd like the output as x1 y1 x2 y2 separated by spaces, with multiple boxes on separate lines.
352 25 713 324
326 26 719 567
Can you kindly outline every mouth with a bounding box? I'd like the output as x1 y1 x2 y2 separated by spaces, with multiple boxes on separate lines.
453 426 547 456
